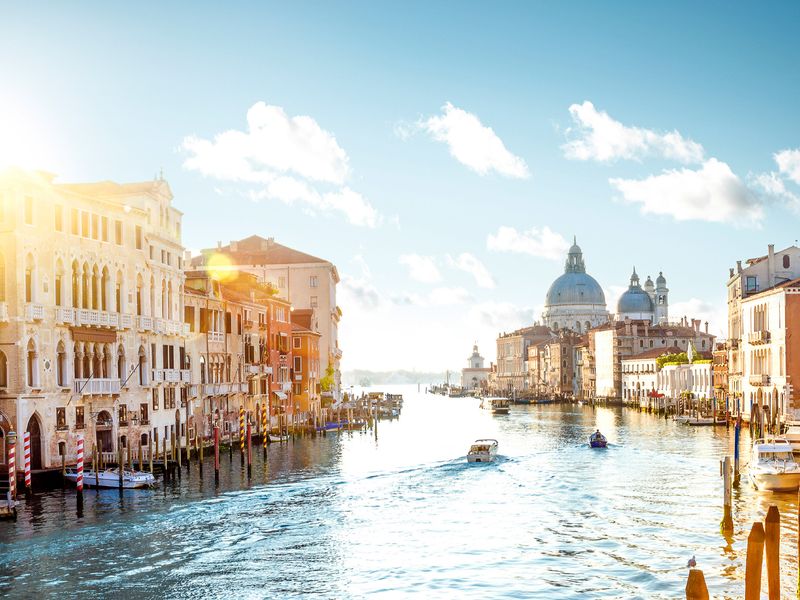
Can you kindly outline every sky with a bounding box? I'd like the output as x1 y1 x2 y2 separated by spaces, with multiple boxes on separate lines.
2 1 800 371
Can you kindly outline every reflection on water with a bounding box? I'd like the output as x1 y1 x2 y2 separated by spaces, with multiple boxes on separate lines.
0 386 797 598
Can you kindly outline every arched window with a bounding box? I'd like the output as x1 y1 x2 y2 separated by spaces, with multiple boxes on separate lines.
161 278 167 318
55 259 65 307
73 342 82 379
56 341 67 387
72 260 80 308
200 356 206 384
138 346 147 385
91 266 100 310
149 275 155 317
784 255 790 269
25 253 35 302
26 338 39 387
115 270 124 313
81 263 90 309
0 351 7 387
136 274 143 316
117 345 126 381
101 267 110 311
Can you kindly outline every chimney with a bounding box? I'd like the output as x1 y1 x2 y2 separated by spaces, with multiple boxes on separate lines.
729 267 734 278
705 321 709 334
736 260 742 273
768 244 775 286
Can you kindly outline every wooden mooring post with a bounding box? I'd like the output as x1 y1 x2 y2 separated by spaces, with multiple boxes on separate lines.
721 456 733 533
246 420 252 480
685 569 709 600
745 521 765 600
214 425 220 487
764 505 780 600
734 418 741 484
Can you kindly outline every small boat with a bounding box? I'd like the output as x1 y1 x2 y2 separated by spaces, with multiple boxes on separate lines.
684 415 727 426
480 396 510 415
268 433 289 442
749 438 800 492
467 439 498 463
64 467 156 489
589 430 608 448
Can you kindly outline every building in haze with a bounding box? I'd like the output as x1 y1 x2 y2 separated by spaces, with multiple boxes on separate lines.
461 343 491 390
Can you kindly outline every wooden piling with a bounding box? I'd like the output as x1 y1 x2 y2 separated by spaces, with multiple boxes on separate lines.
685 569 709 600
214 425 220 487
117 444 123 489
745 521 765 600
163 437 168 481
138 444 143 472
734 419 741 485
764 505 780 600
128 443 133 471
246 420 252 480
721 456 733 533
61 453 66 486
149 436 154 474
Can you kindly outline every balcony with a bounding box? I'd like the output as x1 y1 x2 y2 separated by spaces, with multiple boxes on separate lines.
55 307 74 325
0 301 7 323
73 378 121 395
137 315 153 332
294 373 303 381
119 313 134 330
25 303 44 321
74 308 120 328
747 330 771 345
281 382 292 392
749 374 770 386
151 369 164 383
246 364 273 376
180 369 192 383
208 331 224 343
163 369 181 383
182 323 190 336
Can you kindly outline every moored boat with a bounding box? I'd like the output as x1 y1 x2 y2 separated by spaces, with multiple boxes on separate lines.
589 430 607 448
480 396 510 415
783 424 800 453
64 467 156 489
749 438 800 492
467 439 498 463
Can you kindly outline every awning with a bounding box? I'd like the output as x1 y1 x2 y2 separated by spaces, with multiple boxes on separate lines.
70 327 117 343
273 391 288 400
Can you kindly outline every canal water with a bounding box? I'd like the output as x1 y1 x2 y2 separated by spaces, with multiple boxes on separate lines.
1 386 797 598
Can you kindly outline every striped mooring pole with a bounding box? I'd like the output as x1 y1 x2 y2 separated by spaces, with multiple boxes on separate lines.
76 436 84 493
23 431 31 490
262 401 268 449
7 434 16 500
239 405 245 454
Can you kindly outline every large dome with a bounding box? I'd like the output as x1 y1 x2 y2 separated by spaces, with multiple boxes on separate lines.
545 272 606 307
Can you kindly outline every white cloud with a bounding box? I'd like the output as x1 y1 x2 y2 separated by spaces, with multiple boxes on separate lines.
562 101 704 164
182 102 380 227
340 275 381 311
446 252 495 289
775 149 800 185
428 287 471 306
468 301 536 330
398 254 441 283
414 102 529 178
751 171 800 212
603 285 629 315
486 226 569 260
670 298 727 339
609 158 764 225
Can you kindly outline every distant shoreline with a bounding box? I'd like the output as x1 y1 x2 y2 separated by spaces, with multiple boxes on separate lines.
342 369 457 387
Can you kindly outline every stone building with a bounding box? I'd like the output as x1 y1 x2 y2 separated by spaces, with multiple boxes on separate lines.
291 309 321 421
461 343 491 390
526 330 581 399
192 235 342 400
0 169 188 470
494 325 552 393
621 348 672 406
712 343 728 410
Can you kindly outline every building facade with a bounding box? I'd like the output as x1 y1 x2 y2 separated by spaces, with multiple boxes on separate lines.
461 344 491 390
494 325 552 393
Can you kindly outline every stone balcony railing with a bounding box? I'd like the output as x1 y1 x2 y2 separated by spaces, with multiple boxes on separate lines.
0 301 8 323
151 369 164 383
138 315 153 332
746 330 771 345
294 373 303 381
749 374 770 386
246 364 273 376
163 369 181 383
281 382 292 392
208 331 225 343
180 369 192 383
74 378 121 395
25 303 44 321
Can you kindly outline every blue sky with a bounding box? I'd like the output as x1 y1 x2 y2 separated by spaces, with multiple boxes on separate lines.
2 2 800 370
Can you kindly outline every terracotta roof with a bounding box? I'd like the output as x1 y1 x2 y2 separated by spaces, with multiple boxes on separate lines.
622 347 674 360
193 235 329 266
291 309 314 330
291 322 320 336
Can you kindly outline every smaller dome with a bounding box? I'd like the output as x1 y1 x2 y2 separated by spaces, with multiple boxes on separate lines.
618 288 654 314
656 271 666 285
644 275 654 291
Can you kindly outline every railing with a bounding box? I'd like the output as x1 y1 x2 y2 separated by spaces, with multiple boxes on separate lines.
749 374 770 386
73 378 121 395
137 315 153 331
208 331 224 343
151 369 164 383
163 369 180 383
294 373 303 381
246 364 273 376
182 323 190 336
281 382 292 392
55 307 74 324
180 369 192 383
0 301 7 323
25 303 44 321
119 313 134 329
746 330 770 345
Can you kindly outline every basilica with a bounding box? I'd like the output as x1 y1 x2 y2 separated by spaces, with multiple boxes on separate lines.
541 238 669 331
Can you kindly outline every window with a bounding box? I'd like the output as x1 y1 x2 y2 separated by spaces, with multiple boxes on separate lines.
278 276 286 288
149 245 154 260
91 213 99 239
309 275 319 288
310 295 318 308
24 196 33 224
152 388 159 410
75 406 85 430
135 225 143 249
81 211 89 237
102 216 109 241
140 403 149 424
161 249 165 263
784 255 791 269
71 208 79 235
119 405 128 425
293 336 301 349
0 351 6 387
294 355 302 371
115 220 123 244
294 383 302 395
56 407 67 430
746 276 758 293
55 205 64 231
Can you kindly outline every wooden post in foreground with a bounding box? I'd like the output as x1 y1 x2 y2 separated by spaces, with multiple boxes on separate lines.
764 505 780 600
685 569 709 600
721 456 733 533
149 436 154 474
117 444 123 489
797 488 800 599
745 521 765 600
246 420 252 480
214 425 220 487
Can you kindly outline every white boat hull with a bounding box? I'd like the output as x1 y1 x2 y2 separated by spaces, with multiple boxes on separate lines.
65 469 156 489
491 407 510 415
467 451 496 463
467 439 498 463
750 471 800 492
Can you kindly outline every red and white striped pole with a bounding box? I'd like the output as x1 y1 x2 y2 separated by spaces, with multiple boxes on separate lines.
76 436 84 493
23 431 31 490
7 435 15 500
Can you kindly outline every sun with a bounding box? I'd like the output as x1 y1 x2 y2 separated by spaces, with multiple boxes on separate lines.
0 93 62 172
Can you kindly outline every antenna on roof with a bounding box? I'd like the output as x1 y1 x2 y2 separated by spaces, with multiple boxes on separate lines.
159 167 164 181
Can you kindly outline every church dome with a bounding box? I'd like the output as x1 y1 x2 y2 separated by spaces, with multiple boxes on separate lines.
656 271 667 286
545 272 606 307
617 267 654 314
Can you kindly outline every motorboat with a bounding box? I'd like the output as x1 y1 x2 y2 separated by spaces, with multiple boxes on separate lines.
480 397 510 415
467 439 498 463
685 415 727 426
589 430 608 448
64 467 156 489
783 424 800 453
749 438 800 492
268 433 290 442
